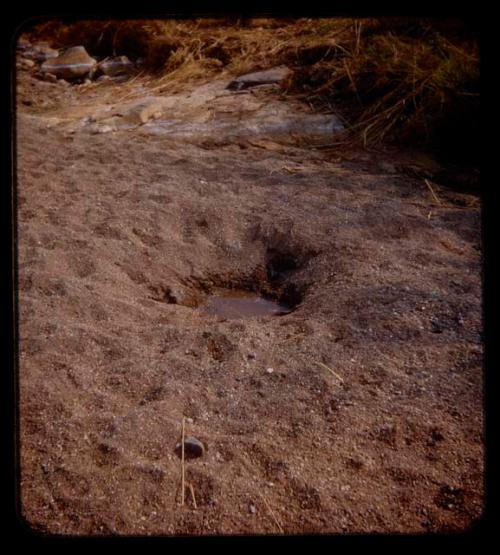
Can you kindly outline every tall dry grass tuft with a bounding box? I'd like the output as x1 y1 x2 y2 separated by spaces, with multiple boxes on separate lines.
282 18 479 162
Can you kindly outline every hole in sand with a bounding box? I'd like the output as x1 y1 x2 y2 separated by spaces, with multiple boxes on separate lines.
266 249 300 283
162 244 314 318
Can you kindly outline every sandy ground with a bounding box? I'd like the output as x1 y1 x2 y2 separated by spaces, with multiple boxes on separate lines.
16 56 483 536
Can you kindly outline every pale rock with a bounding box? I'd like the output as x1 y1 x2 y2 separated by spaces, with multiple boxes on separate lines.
227 66 292 91
17 58 35 69
89 123 115 134
43 73 58 83
41 46 97 79
114 96 170 125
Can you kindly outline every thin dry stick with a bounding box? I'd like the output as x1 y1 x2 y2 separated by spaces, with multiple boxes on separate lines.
425 179 443 206
315 360 344 383
188 483 198 509
181 417 186 506
258 491 284 534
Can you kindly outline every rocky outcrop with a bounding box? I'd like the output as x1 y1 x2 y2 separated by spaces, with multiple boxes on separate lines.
41 46 97 80
227 66 292 91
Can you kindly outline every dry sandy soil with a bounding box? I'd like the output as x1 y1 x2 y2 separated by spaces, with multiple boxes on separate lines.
16 49 483 536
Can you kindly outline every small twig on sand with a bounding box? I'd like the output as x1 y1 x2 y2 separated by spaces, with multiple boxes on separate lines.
258 491 284 534
425 179 443 206
188 482 198 509
314 360 344 383
269 165 305 175
181 417 186 506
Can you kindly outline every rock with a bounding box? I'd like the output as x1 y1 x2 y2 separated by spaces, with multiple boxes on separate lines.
175 436 205 459
98 55 135 77
266 367 274 374
41 46 97 80
16 37 32 51
115 96 170 124
227 66 291 91
17 58 35 69
430 319 445 333
249 504 257 514
23 43 59 62
43 72 58 83
90 124 114 135
110 74 130 83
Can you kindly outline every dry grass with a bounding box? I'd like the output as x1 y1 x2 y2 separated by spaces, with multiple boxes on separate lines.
180 416 185 506
22 17 479 161
313 360 344 383
282 18 479 160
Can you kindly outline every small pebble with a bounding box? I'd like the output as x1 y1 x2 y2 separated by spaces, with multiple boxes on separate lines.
94 125 113 134
249 504 257 514
431 320 444 333
175 436 205 459
266 367 274 374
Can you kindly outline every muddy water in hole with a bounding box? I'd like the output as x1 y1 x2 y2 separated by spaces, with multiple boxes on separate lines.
199 290 291 319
